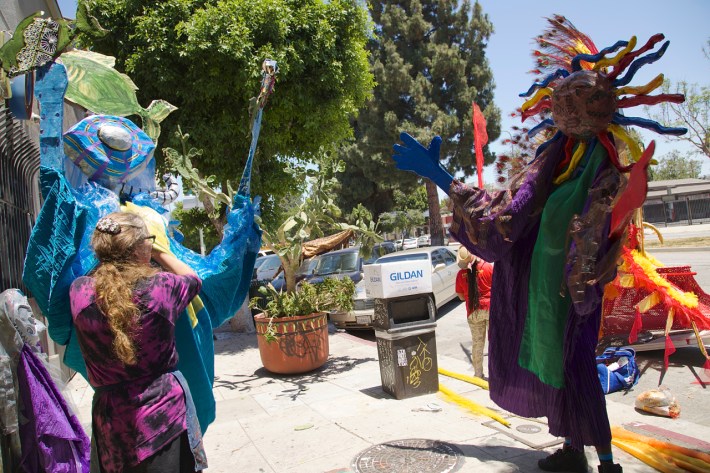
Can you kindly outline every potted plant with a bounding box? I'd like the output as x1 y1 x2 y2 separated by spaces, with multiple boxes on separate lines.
249 277 355 373
250 153 379 373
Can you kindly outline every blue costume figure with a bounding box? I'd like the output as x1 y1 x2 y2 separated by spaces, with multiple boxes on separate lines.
13 27 272 432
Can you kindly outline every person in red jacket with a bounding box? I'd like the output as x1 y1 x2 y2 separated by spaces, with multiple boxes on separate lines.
455 246 493 379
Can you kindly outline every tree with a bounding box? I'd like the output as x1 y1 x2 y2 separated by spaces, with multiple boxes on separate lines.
649 150 702 181
337 0 501 246
376 209 424 240
171 203 220 254
79 0 374 230
393 186 428 212
440 196 452 212
645 80 709 159
259 154 380 292
494 124 534 187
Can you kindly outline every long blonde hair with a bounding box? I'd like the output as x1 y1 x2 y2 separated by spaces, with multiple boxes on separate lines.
90 212 157 365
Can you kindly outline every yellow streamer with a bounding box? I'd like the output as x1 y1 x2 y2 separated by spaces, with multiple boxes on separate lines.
594 36 637 70
636 291 661 313
631 250 698 308
521 87 552 112
619 274 636 288
438 383 510 427
691 322 710 362
642 222 664 248
608 124 642 163
553 141 587 185
665 308 675 337
438 367 489 390
616 73 664 96
611 438 686 473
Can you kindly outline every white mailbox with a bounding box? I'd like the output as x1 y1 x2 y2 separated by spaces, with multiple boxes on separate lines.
364 260 432 299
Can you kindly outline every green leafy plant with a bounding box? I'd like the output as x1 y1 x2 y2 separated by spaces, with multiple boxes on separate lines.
249 278 355 342
250 278 355 318
260 152 381 293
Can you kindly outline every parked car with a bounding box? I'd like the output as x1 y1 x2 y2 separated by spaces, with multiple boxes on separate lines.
331 246 460 330
252 253 283 283
394 239 403 250
401 238 419 250
301 247 364 286
417 234 431 247
363 241 397 265
269 256 318 292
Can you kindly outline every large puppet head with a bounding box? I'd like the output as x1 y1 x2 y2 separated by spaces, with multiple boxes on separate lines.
519 15 686 178
63 115 155 187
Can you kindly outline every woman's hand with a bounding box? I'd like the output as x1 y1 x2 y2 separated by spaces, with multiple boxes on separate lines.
392 133 454 194
152 250 198 278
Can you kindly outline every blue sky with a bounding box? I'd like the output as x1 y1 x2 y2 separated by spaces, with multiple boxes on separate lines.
57 0 709 182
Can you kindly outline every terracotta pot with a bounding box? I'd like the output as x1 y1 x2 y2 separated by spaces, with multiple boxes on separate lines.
254 312 329 374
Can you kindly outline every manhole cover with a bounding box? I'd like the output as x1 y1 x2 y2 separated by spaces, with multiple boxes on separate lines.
516 424 542 434
351 439 463 473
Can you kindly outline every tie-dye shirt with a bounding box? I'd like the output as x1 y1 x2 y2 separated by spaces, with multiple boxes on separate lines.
70 272 201 472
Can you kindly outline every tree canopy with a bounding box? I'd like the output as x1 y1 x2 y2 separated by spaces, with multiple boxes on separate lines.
646 80 709 160
336 0 501 222
79 0 374 226
649 150 703 181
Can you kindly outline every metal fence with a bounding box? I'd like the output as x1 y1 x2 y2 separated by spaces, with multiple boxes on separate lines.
643 194 710 226
0 103 39 294
0 102 72 382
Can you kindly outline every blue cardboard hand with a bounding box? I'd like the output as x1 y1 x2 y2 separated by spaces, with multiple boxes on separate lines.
392 132 454 195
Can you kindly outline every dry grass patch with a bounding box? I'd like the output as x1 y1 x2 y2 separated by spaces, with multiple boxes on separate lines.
645 236 710 248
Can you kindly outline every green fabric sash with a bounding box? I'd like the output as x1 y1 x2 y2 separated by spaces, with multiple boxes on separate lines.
518 142 606 388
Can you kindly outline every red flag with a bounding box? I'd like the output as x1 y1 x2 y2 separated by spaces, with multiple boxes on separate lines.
472 102 488 188
609 140 655 239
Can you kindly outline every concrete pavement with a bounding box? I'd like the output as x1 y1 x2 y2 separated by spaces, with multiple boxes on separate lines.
63 297 710 472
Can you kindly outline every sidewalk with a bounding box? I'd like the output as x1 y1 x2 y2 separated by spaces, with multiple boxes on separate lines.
65 312 710 472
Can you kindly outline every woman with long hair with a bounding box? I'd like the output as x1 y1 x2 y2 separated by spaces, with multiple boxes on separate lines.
69 212 207 472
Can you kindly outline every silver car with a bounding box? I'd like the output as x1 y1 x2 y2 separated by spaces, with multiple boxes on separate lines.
331 246 460 330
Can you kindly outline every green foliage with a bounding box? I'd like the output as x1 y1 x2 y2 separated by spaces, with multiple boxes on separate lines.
249 278 355 319
336 0 501 215
261 153 381 293
376 208 424 239
78 0 374 224
393 186 428 212
171 202 220 253
346 203 372 224
164 127 233 215
649 150 703 181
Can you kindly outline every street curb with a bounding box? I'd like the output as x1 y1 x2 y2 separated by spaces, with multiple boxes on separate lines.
646 246 710 253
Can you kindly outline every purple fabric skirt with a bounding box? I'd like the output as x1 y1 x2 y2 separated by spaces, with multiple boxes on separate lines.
447 136 613 449
483 225 611 449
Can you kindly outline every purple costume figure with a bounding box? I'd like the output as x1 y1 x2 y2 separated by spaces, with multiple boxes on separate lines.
392 16 686 473
0 289 91 472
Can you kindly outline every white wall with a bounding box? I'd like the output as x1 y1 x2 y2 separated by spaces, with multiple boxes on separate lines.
0 0 61 31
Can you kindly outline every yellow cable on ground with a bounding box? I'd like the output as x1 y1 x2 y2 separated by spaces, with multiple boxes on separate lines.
438 383 510 428
438 367 489 390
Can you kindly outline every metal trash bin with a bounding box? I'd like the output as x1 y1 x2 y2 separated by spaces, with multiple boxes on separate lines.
373 294 439 399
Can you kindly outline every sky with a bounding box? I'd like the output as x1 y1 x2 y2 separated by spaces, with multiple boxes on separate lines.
57 0 710 185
